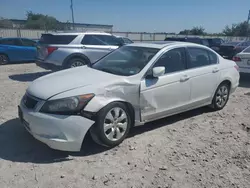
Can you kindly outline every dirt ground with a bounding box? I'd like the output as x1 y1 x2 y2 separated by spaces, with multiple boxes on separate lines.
0 63 250 188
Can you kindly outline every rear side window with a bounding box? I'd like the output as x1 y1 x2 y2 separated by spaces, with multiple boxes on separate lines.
81 35 121 46
187 48 217 68
186 38 201 44
40 34 77 44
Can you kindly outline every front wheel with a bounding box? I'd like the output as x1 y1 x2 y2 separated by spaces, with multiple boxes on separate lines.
211 83 230 110
0 54 9 65
90 102 132 147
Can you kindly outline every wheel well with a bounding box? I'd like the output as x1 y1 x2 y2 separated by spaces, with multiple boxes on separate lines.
220 80 231 90
0 53 9 59
121 101 135 126
63 54 91 67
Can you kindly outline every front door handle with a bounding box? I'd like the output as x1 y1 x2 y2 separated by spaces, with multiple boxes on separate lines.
212 67 219 73
180 75 190 82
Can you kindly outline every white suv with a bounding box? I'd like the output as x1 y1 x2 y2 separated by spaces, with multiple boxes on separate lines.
36 32 123 70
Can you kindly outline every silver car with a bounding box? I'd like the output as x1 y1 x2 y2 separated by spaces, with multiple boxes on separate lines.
233 45 250 73
36 32 123 70
19 42 239 151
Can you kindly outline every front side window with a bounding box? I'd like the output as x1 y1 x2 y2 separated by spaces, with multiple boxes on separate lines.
0 39 19 46
92 46 159 76
21 39 36 47
187 48 217 68
82 35 121 46
153 48 186 74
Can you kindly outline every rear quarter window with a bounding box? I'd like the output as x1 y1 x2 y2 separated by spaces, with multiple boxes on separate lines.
40 34 77 44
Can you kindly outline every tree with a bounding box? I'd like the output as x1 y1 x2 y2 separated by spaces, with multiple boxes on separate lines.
190 26 206 35
0 17 13 28
179 29 191 35
223 21 250 36
25 11 65 30
179 27 206 35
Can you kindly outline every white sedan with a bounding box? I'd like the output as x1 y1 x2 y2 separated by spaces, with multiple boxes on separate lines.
233 45 250 73
19 42 240 151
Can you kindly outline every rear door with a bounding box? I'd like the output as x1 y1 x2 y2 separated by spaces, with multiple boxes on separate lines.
20 39 37 60
186 47 220 106
81 35 120 63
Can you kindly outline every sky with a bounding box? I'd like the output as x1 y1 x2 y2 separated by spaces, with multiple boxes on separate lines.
0 0 250 33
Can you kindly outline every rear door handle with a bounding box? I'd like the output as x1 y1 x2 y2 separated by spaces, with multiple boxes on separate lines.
180 75 190 82
212 68 219 73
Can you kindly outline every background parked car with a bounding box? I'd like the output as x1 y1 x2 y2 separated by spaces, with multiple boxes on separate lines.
233 45 250 73
207 38 224 52
164 37 210 47
36 32 123 70
115 36 133 44
219 41 250 59
0 37 37 65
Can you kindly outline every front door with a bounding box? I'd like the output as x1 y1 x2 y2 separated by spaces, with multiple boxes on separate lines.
186 47 220 105
140 47 191 122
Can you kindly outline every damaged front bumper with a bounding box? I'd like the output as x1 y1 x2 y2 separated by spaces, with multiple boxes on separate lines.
18 103 95 152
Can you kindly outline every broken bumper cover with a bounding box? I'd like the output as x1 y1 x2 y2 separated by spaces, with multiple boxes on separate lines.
19 103 95 152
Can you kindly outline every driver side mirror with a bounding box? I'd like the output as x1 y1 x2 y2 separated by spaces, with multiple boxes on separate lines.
152 66 165 77
146 66 165 79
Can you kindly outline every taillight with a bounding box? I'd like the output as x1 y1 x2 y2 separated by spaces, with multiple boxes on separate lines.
232 56 241 62
46 47 58 56
234 65 239 71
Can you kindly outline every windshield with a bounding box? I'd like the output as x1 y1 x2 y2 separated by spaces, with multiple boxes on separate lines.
92 46 159 76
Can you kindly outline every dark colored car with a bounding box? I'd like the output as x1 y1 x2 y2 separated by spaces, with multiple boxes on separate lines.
164 37 210 47
207 38 224 52
219 41 250 59
115 36 133 44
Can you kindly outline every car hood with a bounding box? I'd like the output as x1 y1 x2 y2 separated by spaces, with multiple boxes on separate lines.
27 66 121 100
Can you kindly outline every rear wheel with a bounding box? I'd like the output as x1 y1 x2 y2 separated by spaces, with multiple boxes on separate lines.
90 102 132 147
0 54 9 65
67 58 86 68
211 82 230 110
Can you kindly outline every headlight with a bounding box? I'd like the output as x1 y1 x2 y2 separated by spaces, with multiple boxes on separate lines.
40 93 94 114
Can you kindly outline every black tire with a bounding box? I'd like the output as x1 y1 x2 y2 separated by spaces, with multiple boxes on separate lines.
210 82 230 110
0 54 9 65
66 58 87 69
90 102 132 147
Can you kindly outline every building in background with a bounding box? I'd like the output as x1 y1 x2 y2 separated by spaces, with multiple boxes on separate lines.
9 19 113 32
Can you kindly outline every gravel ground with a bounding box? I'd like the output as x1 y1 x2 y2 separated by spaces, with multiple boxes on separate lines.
0 63 250 188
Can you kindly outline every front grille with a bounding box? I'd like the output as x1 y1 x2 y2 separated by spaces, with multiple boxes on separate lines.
23 94 38 109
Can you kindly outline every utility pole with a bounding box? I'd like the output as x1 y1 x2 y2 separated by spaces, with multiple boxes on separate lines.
70 0 75 30
247 10 250 37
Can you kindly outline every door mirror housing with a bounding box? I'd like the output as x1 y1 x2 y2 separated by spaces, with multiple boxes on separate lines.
152 67 165 77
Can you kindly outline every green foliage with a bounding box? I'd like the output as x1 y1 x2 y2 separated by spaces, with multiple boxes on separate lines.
179 27 206 35
25 11 65 30
223 21 250 36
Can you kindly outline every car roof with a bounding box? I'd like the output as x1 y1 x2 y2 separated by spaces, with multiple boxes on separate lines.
45 31 112 36
0 37 34 40
126 41 205 49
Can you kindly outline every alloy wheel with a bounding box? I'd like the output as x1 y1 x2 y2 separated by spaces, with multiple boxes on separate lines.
215 85 229 108
103 107 128 141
